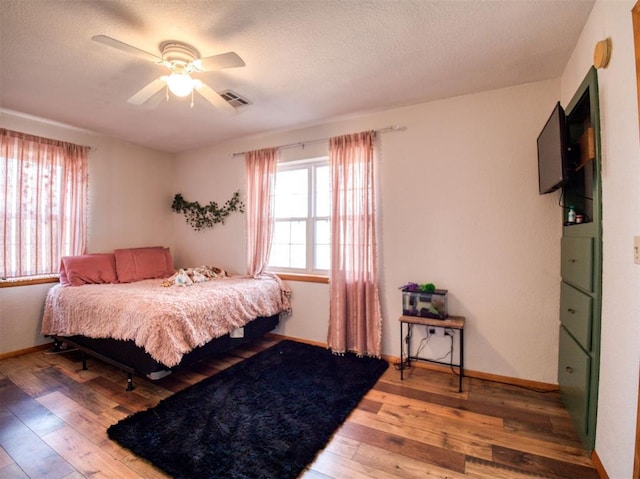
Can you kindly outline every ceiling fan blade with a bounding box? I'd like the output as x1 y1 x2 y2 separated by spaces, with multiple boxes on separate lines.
92 35 161 64
140 89 166 110
195 83 237 113
127 78 166 105
194 52 245 72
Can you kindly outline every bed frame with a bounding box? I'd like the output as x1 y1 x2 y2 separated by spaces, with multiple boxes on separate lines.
50 314 280 390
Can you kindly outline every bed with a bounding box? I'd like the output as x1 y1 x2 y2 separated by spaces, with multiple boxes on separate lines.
41 247 290 389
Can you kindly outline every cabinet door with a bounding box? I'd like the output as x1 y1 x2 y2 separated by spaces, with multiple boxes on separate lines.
558 325 591 441
561 237 593 292
560 282 593 351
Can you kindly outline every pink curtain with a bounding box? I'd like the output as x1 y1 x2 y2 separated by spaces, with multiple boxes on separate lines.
245 147 278 277
327 131 382 357
0 129 89 278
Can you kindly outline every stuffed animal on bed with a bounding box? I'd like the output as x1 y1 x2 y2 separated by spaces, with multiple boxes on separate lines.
162 265 228 287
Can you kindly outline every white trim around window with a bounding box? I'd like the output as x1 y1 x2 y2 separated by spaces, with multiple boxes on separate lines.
267 157 330 276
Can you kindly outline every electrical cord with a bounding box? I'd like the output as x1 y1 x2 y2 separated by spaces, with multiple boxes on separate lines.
414 327 433 358
432 334 453 363
397 326 556 393
394 323 413 370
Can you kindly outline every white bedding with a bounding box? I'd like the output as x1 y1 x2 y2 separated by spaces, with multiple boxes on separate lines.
42 274 290 367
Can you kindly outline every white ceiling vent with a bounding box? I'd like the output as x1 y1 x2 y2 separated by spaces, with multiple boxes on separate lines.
220 90 251 108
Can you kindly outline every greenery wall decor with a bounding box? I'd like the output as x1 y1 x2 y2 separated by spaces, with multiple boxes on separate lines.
171 192 245 231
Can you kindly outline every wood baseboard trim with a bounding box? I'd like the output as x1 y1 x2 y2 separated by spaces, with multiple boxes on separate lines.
266 333 559 392
465 367 558 392
591 449 609 479
0 342 53 361
395 359 558 391
266 333 327 349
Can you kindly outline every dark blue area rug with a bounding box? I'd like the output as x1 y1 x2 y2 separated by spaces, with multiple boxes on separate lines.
107 340 388 479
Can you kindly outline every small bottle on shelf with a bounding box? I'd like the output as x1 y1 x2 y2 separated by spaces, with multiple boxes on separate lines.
567 206 576 224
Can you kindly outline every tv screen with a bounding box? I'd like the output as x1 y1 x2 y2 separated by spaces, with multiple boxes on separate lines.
537 102 569 194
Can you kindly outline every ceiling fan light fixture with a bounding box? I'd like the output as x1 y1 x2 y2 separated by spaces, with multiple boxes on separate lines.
92 35 245 111
167 72 194 97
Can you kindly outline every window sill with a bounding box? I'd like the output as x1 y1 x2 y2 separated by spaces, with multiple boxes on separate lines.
0 276 59 288
275 273 329 284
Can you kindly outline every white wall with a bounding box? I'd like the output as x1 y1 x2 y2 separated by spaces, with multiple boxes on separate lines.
175 78 563 383
560 1 640 477
0 111 176 354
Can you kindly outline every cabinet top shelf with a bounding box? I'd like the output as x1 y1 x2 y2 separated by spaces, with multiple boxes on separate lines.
399 315 465 329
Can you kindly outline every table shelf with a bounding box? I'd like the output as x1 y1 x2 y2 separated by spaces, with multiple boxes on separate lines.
399 315 465 392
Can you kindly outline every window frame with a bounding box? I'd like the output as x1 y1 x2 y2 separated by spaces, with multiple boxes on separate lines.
268 156 330 277
1 129 88 284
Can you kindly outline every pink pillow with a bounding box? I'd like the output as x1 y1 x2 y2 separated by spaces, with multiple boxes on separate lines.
61 254 118 286
114 246 174 283
59 259 69 285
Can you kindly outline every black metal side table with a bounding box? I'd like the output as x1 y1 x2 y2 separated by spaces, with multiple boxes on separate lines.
399 315 465 392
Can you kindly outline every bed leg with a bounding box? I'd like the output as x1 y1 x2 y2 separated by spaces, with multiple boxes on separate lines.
51 338 63 352
126 373 135 391
81 352 88 370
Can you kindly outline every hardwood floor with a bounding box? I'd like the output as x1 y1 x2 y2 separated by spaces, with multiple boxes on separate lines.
0 337 599 479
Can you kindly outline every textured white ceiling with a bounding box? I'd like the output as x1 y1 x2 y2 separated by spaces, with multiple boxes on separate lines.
0 0 595 153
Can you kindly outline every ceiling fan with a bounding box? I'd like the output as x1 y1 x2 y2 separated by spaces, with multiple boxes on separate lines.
92 35 245 112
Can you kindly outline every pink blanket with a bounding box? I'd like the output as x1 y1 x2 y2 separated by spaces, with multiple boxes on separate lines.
42 274 290 367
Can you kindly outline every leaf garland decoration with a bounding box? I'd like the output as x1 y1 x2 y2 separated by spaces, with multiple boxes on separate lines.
171 192 245 231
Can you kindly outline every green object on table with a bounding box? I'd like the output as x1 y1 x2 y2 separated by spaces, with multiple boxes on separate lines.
419 283 436 293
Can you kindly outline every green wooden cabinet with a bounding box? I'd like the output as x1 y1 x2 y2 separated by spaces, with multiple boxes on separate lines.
561 236 594 292
559 325 592 441
558 67 602 452
560 281 593 350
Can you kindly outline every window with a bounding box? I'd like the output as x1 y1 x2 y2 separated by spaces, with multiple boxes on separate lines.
268 157 330 274
0 129 88 280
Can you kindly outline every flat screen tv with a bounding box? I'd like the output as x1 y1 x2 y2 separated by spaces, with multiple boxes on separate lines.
537 102 570 194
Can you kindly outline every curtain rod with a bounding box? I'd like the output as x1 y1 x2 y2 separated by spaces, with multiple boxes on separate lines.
231 125 406 158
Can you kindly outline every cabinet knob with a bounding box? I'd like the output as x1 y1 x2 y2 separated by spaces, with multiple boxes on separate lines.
567 308 576 314
565 366 574 374
568 258 576 263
